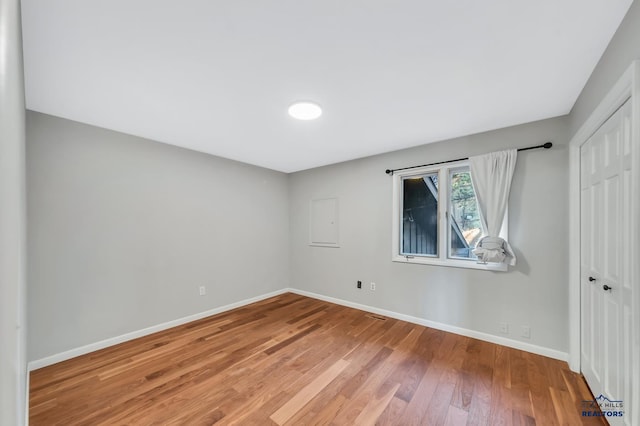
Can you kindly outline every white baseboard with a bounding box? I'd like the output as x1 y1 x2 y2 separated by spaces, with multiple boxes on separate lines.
27 288 288 371
287 288 569 362
28 286 568 371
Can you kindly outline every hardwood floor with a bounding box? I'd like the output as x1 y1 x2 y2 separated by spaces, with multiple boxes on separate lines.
30 293 605 425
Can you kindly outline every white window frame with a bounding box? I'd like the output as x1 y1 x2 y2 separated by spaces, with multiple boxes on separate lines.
391 160 508 271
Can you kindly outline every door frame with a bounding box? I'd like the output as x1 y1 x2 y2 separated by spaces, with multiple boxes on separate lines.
568 60 640 424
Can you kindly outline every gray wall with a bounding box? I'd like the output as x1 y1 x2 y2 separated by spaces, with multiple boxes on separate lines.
26 0 639 368
570 0 640 135
27 112 290 361
289 117 570 352
0 0 28 424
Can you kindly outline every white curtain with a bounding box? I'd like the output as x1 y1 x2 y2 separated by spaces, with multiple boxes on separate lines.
469 149 517 265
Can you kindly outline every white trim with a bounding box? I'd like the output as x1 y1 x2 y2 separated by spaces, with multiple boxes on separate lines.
28 286 569 375
391 254 507 271
571 72 636 147
567 143 581 373
288 288 568 362
27 288 289 371
569 60 639 372
391 161 508 272
568 60 640 425
632 59 640 426
22 285 579 426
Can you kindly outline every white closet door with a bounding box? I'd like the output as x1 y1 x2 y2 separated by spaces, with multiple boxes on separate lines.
581 99 632 426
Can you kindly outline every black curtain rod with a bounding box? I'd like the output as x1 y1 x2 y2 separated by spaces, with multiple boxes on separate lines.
385 142 552 175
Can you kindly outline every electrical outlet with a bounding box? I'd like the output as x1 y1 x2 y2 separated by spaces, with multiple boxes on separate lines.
499 322 509 334
370 282 376 291
357 280 362 289
521 325 531 339
199 286 206 296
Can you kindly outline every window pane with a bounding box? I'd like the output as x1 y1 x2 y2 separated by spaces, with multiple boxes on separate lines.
449 169 482 259
401 173 438 256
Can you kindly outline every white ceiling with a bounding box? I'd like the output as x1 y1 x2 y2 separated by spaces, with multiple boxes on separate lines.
21 1 633 173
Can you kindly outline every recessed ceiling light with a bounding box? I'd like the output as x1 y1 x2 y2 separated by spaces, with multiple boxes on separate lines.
288 101 322 120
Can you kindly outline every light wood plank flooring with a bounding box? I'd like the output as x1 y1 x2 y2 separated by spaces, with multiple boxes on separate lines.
30 293 605 425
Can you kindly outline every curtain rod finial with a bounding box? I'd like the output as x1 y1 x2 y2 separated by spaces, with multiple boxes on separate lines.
385 169 393 175
543 142 552 149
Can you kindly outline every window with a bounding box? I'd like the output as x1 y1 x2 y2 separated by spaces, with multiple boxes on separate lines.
392 161 507 271
448 168 481 259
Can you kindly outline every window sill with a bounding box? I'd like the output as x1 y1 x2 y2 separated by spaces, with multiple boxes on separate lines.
392 255 508 272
